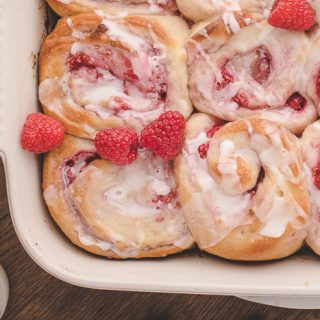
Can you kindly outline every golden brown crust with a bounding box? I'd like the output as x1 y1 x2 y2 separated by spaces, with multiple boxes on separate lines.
47 0 88 16
47 0 178 17
39 14 192 139
43 134 193 259
174 114 310 261
177 0 269 22
189 11 259 44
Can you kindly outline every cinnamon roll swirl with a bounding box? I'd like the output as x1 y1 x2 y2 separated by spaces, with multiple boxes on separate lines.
39 14 192 139
43 134 193 258
175 114 310 261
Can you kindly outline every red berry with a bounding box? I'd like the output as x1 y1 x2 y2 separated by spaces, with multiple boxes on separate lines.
20 113 65 153
94 128 138 165
268 0 315 31
140 111 186 160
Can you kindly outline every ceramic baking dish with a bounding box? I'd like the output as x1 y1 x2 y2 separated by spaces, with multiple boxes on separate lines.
3 0 320 307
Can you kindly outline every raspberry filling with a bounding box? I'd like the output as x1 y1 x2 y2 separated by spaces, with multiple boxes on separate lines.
68 52 96 71
152 191 177 204
247 169 265 198
286 92 306 111
232 93 249 109
67 50 138 82
316 70 320 99
312 162 320 189
250 46 271 85
198 143 210 159
198 124 222 159
216 63 234 90
65 43 168 118
232 91 307 111
61 152 100 187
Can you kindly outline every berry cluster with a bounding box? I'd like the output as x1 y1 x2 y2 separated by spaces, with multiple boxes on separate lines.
20 111 186 166
94 111 186 165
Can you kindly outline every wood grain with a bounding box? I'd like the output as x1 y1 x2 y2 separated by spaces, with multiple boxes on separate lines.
1 161 320 320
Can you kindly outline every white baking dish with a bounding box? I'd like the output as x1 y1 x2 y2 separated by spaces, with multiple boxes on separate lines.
3 0 320 308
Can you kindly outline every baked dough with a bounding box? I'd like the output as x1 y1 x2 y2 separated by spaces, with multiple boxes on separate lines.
47 0 178 17
177 0 272 22
187 15 318 134
43 134 194 258
39 14 192 138
174 114 310 261
301 120 320 256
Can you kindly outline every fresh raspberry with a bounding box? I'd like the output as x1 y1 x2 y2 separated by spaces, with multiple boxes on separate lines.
140 111 186 160
20 113 65 153
94 127 138 165
268 0 315 31
286 92 306 111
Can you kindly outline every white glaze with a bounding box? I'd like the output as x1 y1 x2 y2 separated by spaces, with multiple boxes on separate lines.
181 121 308 249
39 18 169 135
222 12 241 35
188 19 318 133
57 0 171 14
49 149 193 257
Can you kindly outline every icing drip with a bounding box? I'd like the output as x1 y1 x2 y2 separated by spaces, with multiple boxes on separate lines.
44 149 192 257
182 120 308 249
39 18 169 135
57 0 175 14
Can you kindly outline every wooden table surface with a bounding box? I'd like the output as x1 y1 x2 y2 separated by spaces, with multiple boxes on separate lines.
1 161 320 320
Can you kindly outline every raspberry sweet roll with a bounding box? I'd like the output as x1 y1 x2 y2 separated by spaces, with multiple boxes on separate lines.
187 15 318 134
43 134 193 258
301 121 320 255
39 14 192 139
174 114 310 261
47 0 178 17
